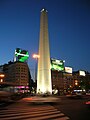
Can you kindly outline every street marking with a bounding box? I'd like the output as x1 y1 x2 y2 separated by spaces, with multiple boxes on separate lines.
25 113 65 120
0 102 70 120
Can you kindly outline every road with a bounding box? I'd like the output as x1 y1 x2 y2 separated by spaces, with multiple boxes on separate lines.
0 97 70 120
52 95 90 120
0 95 90 120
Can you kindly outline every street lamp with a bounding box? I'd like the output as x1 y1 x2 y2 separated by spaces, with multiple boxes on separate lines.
32 54 40 59
32 54 40 81
0 74 5 77
75 80 78 86
0 74 5 83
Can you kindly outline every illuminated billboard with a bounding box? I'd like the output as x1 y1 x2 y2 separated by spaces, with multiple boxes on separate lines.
65 67 72 73
51 58 64 71
79 70 85 76
15 48 29 62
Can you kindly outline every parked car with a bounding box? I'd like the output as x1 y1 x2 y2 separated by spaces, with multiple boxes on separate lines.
85 101 90 108
86 93 90 96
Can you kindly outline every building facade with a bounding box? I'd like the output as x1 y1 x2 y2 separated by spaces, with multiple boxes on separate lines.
2 61 30 93
51 70 64 95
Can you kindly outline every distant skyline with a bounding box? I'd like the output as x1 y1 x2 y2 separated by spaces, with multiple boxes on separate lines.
0 0 90 76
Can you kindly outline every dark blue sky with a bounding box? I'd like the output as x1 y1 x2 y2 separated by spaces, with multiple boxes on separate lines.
0 0 90 75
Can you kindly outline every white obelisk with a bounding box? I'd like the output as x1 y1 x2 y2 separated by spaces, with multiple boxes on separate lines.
37 9 52 94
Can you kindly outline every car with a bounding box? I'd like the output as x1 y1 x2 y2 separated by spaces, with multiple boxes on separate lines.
23 96 60 103
66 93 83 99
86 93 90 96
85 101 90 108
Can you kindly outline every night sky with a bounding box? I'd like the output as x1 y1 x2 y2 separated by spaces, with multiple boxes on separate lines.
0 0 90 78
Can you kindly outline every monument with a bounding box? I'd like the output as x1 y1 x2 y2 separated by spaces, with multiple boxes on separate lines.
37 9 52 94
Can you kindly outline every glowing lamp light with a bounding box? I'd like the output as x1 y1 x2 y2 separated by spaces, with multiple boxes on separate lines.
0 79 3 82
32 54 40 59
86 101 90 105
75 80 78 85
0 74 5 77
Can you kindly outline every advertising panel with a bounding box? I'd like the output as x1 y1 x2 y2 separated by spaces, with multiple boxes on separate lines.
51 58 64 71
79 70 85 76
65 67 72 73
15 48 29 62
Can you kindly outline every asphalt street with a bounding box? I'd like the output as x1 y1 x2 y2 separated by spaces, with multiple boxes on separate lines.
52 96 90 120
0 95 90 120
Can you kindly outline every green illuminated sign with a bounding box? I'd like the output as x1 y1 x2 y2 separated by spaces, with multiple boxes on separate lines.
51 59 64 71
15 48 29 62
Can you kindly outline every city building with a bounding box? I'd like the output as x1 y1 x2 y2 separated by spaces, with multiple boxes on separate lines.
1 61 31 93
51 58 65 94
51 70 64 95
72 70 90 92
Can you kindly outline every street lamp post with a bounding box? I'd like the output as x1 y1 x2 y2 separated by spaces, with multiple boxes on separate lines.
0 74 5 83
32 54 40 82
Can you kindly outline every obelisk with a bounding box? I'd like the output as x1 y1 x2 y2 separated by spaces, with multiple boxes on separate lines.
37 9 52 94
